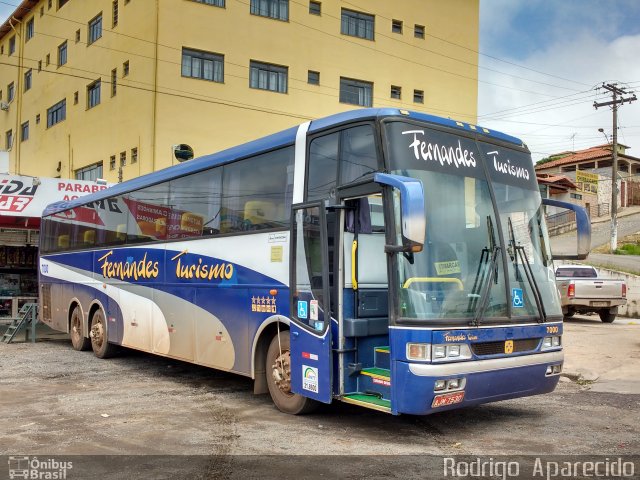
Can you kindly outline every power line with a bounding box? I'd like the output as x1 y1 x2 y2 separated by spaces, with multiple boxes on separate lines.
294 0 584 93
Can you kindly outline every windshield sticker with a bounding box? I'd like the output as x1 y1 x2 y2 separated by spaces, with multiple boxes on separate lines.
512 288 524 308
403 130 477 170
434 260 461 275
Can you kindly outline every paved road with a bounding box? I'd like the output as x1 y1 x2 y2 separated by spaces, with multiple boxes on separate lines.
551 209 640 273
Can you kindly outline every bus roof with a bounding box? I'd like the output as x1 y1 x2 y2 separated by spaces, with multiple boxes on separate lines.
43 108 525 216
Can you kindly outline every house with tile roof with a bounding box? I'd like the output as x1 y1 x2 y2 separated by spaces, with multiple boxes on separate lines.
535 143 640 213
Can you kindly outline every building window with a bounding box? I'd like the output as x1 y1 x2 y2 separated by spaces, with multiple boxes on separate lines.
58 0 69 9
123 60 129 76
249 61 287 93
308 70 319 85
26 18 34 41
391 85 401 100
112 0 118 27
120 151 126 166
47 99 66 127
181 48 224 83
7 82 14 102
309 1 320 15
58 41 67 66
5 130 13 149
341 9 374 40
40 6 44 16
131 147 138 163
24 70 32 92
339 77 372 107
414 24 425 39
193 0 225 6
88 13 103 45
8 36 15 55
38 60 42 71
87 80 101 109
392 19 402 34
111 68 117 96
413 89 424 103
73 91 78 104
47 0 51 9
250 0 289 21
46 54 50 66
75 29 80 43
110 155 116 170
21 121 29 142
36 114 40 124
75 162 103 181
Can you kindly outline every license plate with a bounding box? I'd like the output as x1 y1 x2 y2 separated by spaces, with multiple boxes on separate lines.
591 301 609 307
432 391 465 408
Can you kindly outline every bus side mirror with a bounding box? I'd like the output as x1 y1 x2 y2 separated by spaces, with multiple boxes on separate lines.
542 198 591 260
374 173 426 253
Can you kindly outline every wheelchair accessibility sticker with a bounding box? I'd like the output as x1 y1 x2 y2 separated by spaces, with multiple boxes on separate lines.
512 288 524 308
297 300 308 319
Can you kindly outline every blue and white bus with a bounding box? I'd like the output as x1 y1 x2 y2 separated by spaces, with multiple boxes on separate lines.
39 108 590 415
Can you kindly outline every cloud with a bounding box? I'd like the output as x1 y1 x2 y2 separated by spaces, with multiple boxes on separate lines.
478 2 640 162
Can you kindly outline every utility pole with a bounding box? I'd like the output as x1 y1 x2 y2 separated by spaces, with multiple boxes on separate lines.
594 83 637 251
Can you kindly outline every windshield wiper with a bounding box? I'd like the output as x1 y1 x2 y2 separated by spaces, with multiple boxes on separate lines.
508 218 547 322
470 216 500 326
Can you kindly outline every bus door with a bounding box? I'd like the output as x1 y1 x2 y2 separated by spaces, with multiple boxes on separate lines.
289 203 333 403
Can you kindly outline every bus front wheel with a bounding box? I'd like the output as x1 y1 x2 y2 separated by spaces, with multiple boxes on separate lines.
266 331 318 415
70 306 91 351
90 309 118 359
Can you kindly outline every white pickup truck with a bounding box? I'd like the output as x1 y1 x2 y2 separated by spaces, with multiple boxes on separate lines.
555 265 627 323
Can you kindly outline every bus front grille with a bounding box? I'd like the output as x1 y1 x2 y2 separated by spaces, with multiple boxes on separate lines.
470 338 541 356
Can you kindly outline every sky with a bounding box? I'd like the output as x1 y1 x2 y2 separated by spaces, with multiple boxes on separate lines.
1 1 639 163
478 0 640 162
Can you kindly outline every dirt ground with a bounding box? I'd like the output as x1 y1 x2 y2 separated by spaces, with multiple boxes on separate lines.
1 318 639 478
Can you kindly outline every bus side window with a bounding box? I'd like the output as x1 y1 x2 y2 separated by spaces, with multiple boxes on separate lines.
221 146 294 233
307 131 339 201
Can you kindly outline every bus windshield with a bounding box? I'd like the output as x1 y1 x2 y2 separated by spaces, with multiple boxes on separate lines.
385 120 561 323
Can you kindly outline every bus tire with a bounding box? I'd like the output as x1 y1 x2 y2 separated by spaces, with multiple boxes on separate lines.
90 309 118 359
70 306 91 351
266 331 318 415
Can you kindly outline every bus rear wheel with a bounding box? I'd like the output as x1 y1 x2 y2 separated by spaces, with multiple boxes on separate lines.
266 331 318 415
70 306 90 351
90 309 118 359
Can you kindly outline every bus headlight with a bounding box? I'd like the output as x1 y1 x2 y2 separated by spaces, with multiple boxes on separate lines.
431 344 472 362
542 336 562 350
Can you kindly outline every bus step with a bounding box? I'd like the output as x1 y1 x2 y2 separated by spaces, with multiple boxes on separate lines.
360 367 390 382
374 346 390 369
342 393 391 413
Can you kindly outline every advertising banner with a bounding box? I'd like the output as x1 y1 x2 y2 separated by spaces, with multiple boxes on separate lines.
0 174 111 218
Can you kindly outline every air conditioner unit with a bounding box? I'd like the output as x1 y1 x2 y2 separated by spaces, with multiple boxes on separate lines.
0 102 9 111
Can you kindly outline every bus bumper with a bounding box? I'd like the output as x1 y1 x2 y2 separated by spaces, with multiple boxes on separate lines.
393 350 564 415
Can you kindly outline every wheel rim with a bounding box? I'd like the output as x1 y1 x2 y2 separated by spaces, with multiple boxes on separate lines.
271 349 293 397
91 315 105 349
71 311 82 345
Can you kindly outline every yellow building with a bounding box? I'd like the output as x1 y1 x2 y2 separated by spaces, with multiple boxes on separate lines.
0 0 479 183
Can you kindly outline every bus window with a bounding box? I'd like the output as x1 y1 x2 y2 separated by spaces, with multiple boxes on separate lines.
339 124 378 185
169 168 222 238
124 184 170 243
307 131 339 201
221 146 294 233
